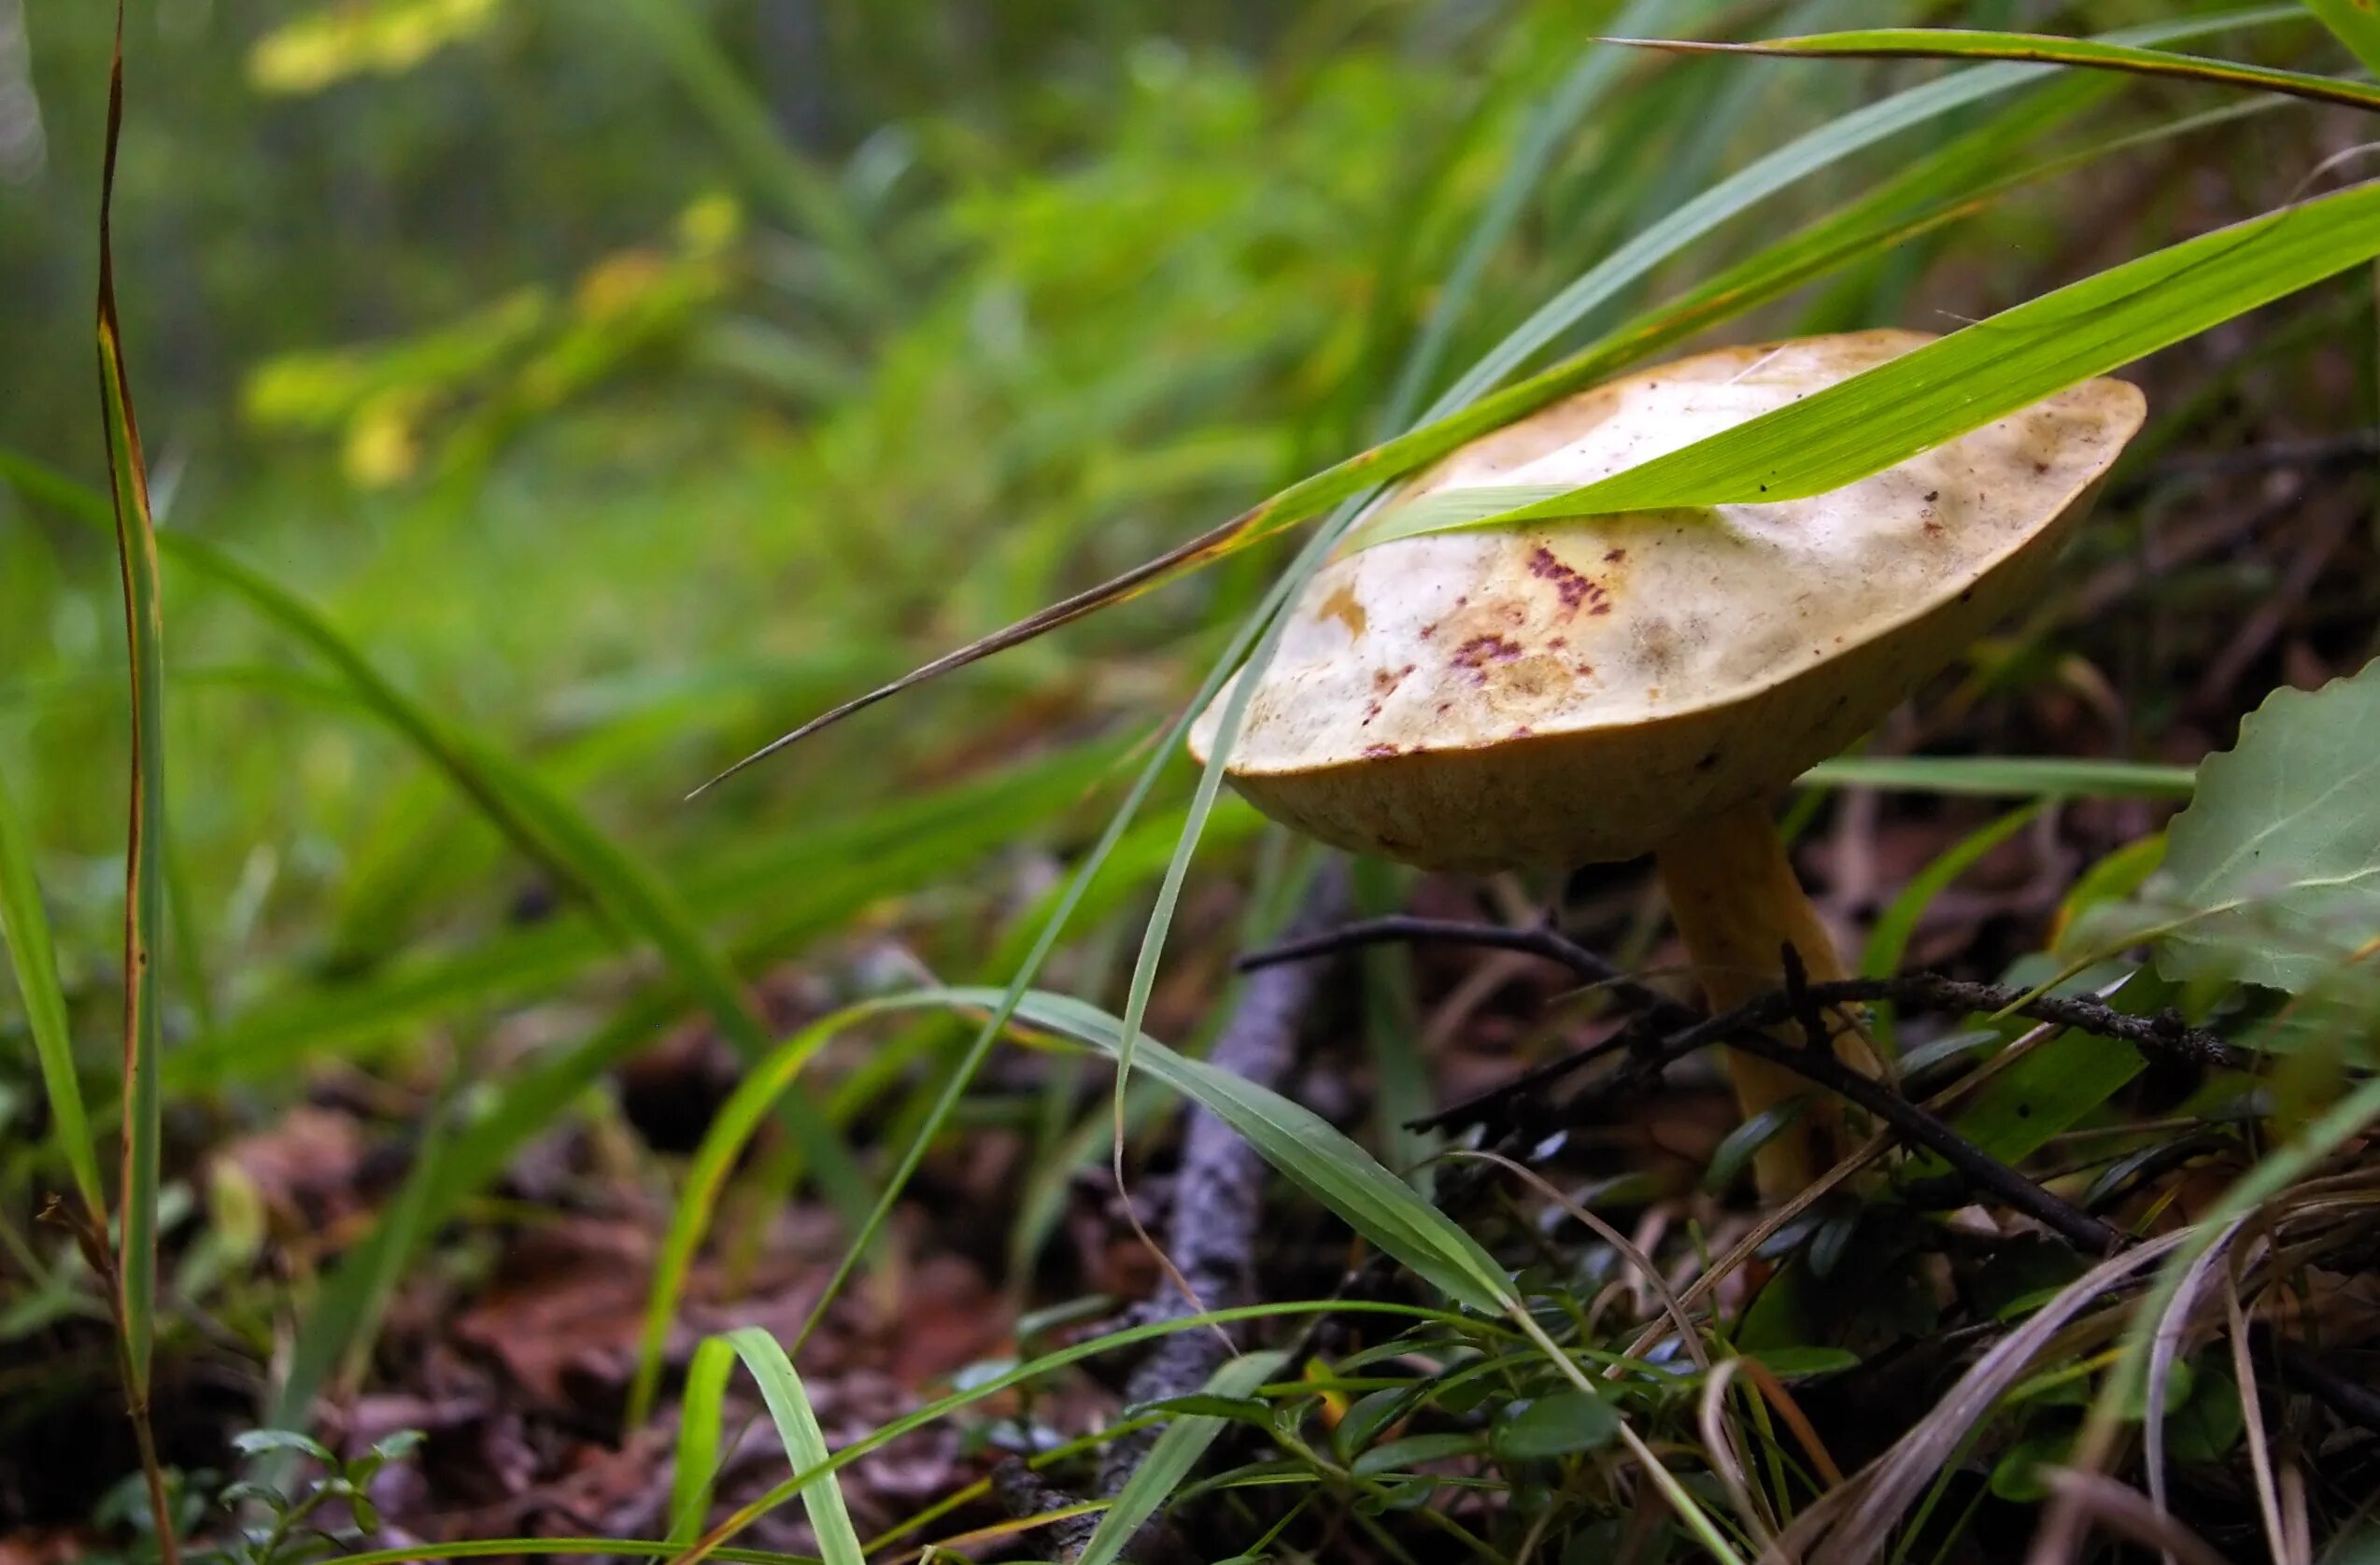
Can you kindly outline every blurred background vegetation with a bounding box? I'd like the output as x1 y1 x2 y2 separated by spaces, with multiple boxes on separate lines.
6 0 2380 1558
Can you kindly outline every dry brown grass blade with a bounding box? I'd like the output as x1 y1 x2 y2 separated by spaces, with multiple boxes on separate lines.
2035 1470 2233 1565
94 5 177 1559
1780 1231 2191 1564
687 507 1260 794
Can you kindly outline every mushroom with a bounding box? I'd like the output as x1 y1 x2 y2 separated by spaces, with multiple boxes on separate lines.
1189 330 2144 1198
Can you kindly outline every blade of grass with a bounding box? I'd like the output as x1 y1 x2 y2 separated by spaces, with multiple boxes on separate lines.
626 998 901 1429
272 735 1116 1423
1800 755 2196 797
320 1544 814 1565
775 619 1289 1369
1370 176 2380 540
669 1337 737 1545
1079 1349 1287 1565
1608 29 2380 115
718 1329 864 1565
1384 0 1698 424
2304 0 2380 76
0 761 106 1227
93 9 175 1559
269 989 680 1428
951 986 1514 1314
694 5 2302 779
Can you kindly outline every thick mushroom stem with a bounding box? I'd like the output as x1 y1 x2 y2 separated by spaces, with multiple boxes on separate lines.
1654 797 1880 1201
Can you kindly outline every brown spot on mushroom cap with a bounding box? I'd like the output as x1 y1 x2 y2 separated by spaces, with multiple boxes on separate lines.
1185 329 2146 873
1318 581 1367 637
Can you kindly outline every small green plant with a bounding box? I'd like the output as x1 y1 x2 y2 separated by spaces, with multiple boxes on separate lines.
205 1430 424 1565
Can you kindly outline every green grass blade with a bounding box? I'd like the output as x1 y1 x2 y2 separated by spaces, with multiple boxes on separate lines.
1615 28 2380 114
1799 755 2197 798
94 20 164 1403
670 1337 738 1545
941 985 1514 1315
777 603 1294 1368
2303 0 2380 75
718 1329 864 1565
0 762 106 1226
1079 1349 1287 1565
627 999 895 1430
1369 176 2380 541
1426 6 2299 414
1383 0 1694 425
317 1546 815 1565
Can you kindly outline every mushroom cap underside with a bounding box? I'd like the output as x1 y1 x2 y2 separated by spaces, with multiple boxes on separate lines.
1187 330 2146 871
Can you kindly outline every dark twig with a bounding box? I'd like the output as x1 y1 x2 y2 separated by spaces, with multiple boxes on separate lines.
989 1462 1103 1560
1700 1011 2122 1254
2260 1330 2380 1437
1246 920 2239 1142
1254 919 2217 1252
999 870 1349 1562
1238 913 1693 1025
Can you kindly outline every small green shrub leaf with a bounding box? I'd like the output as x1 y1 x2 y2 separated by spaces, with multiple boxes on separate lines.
2152 662 2380 993
1492 1390 1622 1460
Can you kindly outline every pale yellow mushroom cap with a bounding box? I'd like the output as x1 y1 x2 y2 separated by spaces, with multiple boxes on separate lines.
1188 330 2145 873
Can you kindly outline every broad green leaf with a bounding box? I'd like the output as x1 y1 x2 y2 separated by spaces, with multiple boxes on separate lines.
0 762 105 1226
1367 176 2380 541
95 15 165 1399
1492 1389 1622 1459
231 1429 337 1462
1611 29 2380 115
2305 0 2380 76
1801 755 2195 798
1704 1099 1808 1193
2153 662 2380 993
1741 1346 1860 1378
1079 1350 1287 1565
1931 970 2155 1171
718 1329 863 1565
1353 1432 1489 1475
